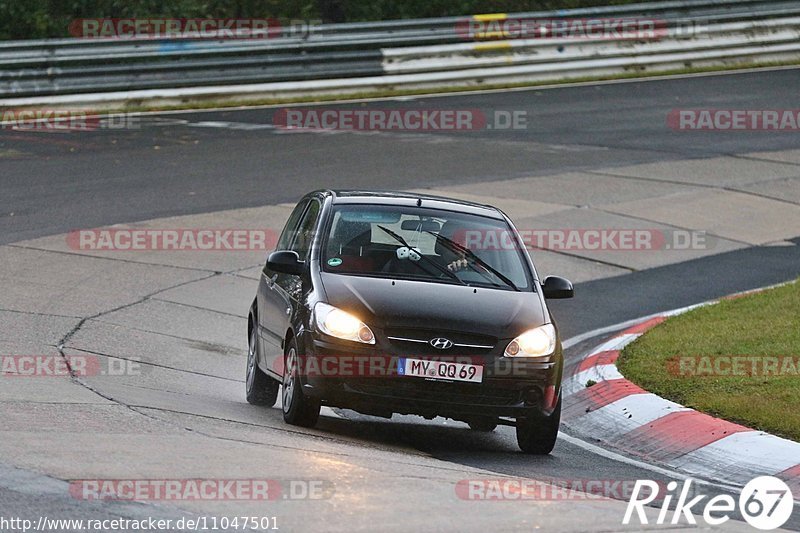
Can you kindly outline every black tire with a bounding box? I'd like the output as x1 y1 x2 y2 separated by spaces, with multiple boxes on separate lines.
281 337 320 427
516 395 561 454
246 313 279 406
468 417 498 432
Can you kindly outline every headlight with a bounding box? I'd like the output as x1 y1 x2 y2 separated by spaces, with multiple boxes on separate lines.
504 324 556 358
314 302 375 344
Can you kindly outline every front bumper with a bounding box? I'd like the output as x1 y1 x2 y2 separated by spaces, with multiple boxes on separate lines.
296 332 562 420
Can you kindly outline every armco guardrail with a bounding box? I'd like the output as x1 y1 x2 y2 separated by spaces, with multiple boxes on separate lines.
0 0 798 107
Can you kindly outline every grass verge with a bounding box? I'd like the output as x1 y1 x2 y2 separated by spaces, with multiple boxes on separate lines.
617 280 800 442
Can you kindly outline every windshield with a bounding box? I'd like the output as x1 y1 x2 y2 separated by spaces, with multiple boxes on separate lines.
321 204 532 290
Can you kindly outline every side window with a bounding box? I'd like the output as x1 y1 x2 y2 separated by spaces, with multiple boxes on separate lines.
290 200 321 260
276 200 308 251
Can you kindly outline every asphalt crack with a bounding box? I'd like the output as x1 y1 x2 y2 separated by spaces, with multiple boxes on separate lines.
5 243 224 274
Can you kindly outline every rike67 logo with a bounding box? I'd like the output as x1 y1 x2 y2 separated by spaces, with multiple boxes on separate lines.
624 477 794 530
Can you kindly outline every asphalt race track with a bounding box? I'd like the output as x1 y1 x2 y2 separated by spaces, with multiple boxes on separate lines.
4 68 800 246
1 68 799 531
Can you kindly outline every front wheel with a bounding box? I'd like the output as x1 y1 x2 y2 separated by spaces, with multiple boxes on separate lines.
516 395 561 454
246 313 279 406
281 338 320 427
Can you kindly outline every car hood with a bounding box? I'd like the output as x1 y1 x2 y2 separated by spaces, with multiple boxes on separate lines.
319 273 546 339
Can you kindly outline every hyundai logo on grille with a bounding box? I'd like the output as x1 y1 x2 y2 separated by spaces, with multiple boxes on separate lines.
429 337 454 350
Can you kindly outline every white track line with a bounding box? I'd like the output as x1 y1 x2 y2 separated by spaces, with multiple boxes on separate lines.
562 309 701 350
556 432 744 494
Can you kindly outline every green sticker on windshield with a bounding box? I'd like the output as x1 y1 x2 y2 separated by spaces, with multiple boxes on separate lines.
327 258 343 267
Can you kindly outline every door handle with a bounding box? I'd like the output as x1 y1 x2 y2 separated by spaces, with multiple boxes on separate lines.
285 307 291 316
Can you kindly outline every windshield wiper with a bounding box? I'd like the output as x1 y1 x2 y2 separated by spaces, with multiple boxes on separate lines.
376 225 467 286
425 230 520 292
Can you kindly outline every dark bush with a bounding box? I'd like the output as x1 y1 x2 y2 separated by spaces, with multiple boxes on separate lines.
0 0 661 40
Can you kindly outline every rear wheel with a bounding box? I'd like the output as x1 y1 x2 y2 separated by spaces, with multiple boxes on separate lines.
246 313 279 406
516 395 561 454
281 338 320 427
468 417 498 432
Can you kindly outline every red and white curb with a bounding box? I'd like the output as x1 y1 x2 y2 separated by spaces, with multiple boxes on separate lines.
562 296 800 496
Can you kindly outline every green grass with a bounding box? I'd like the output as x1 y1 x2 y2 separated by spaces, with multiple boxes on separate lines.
617 280 800 442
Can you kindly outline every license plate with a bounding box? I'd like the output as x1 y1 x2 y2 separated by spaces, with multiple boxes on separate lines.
398 358 483 383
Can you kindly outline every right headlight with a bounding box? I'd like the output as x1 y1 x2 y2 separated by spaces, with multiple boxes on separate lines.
314 302 375 344
504 324 556 358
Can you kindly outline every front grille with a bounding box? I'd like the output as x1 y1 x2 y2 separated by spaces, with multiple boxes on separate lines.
384 327 497 354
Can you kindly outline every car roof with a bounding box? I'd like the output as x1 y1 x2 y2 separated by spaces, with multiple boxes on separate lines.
311 189 506 220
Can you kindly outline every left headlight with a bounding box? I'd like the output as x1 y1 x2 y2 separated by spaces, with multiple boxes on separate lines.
314 302 375 344
504 324 556 358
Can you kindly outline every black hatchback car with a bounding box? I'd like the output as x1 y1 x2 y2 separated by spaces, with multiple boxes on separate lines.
246 190 573 454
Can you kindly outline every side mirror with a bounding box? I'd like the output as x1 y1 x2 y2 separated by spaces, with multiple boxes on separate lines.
267 250 304 276
542 276 574 299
